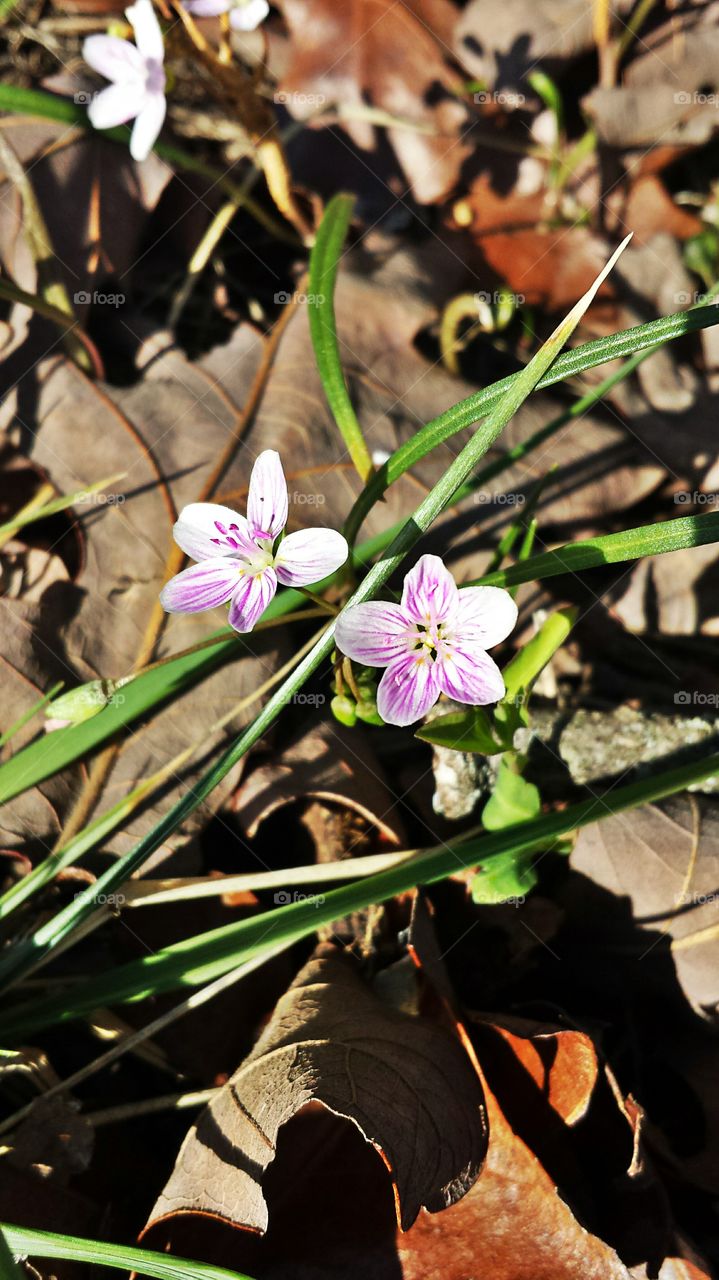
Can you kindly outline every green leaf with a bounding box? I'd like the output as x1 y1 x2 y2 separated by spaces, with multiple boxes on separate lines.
4 747 719 1038
343 301 719 544
416 706 500 753
308 193 374 482
0 1226 254 1280
0 238 634 997
470 850 539 904
502 606 578 700
475 510 719 590
481 758 542 829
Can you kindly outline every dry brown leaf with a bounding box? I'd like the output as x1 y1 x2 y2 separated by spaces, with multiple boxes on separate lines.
232 716 405 848
571 795 719 1016
146 943 489 1235
276 0 470 204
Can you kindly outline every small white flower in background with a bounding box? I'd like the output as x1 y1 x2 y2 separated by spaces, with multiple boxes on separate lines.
83 0 166 162
182 0 269 32
160 450 348 633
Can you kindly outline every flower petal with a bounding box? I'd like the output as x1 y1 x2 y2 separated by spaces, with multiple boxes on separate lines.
401 554 458 625
377 652 441 727
274 527 348 587
159 558 239 613
87 82 140 129
436 646 506 705
335 601 412 667
83 34 144 82
247 450 288 540
456 585 518 650
228 567 277 632
130 91 166 161
172 502 254 561
184 0 229 13
126 0 164 62
229 0 270 29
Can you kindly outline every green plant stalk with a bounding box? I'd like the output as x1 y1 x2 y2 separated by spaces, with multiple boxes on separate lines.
474 509 719 589
0 309 706 807
0 1226 254 1280
0 683 63 750
0 241 630 989
308 193 374 482
0 1228 26 1280
343 302 719 544
4 748 719 1037
0 472 125 543
503 606 578 699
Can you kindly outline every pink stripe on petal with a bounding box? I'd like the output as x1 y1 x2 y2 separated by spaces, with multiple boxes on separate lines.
456 586 518 650
376 652 441 727
274 527 348 587
83 34 144 82
436 646 505 706
159 559 239 613
173 502 253 561
247 450 288 540
401 554 458 625
228 567 277 632
335 601 412 667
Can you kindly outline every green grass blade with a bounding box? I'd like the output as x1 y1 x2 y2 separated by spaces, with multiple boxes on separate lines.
0 239 634 998
343 302 719 544
3 747 718 1037
0 296 702 807
474 509 719 588
0 1226 254 1280
308 193 374 482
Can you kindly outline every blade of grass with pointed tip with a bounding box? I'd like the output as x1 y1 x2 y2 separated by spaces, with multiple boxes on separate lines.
473 509 719 589
0 301 713 808
0 237 633 993
3 747 719 1037
343 300 719 544
308 193 374 482
0 1226 254 1280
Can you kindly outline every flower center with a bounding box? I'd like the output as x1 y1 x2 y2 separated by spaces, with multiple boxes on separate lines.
412 620 452 663
210 520 273 570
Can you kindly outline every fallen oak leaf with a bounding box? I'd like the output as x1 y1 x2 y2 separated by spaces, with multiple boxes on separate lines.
145 943 489 1236
276 0 470 204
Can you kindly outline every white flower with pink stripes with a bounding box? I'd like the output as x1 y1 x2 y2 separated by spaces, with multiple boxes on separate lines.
160 451 348 633
335 554 518 727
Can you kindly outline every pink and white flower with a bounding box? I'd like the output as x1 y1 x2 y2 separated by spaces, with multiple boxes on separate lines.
160 450 348 633
182 0 269 32
83 0 166 162
335 554 518 727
